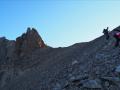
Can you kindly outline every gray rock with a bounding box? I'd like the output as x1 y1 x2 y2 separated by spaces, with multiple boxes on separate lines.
63 81 69 89
115 65 120 73
101 77 120 86
104 81 110 87
70 74 89 84
53 83 62 90
69 76 76 81
72 60 78 65
82 79 102 89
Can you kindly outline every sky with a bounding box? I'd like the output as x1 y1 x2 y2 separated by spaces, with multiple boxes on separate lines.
0 0 120 47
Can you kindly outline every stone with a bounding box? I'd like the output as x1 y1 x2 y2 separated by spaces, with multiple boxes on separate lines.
82 79 102 89
101 77 120 86
115 65 120 73
69 76 76 81
72 60 78 65
53 83 62 90
70 74 89 85
104 81 110 87
63 81 69 89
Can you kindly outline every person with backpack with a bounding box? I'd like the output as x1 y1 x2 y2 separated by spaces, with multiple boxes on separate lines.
113 29 120 47
103 27 110 40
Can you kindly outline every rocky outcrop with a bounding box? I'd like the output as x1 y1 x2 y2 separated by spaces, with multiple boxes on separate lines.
0 27 46 66
15 27 46 56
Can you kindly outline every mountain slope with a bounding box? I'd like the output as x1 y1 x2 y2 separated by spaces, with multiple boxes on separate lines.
1 26 120 90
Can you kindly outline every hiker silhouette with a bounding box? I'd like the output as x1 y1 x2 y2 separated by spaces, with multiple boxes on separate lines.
103 27 109 40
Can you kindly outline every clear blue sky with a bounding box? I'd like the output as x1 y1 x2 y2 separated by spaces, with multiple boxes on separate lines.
0 0 120 47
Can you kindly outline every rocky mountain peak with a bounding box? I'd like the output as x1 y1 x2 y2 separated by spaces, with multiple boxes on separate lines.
15 27 46 56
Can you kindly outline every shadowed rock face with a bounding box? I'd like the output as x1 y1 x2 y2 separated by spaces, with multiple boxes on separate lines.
0 37 15 65
1 26 120 90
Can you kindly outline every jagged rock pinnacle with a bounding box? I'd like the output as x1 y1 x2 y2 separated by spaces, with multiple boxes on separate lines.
15 27 46 56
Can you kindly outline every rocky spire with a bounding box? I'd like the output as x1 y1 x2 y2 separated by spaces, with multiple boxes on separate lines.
15 27 46 56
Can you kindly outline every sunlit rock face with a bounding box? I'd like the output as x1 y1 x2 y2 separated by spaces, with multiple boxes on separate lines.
0 27 46 66
15 27 46 56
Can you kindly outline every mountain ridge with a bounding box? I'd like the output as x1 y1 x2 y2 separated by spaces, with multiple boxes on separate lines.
1 26 120 90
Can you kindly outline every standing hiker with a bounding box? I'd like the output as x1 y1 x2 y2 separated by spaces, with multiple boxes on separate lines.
103 27 110 40
113 29 120 47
